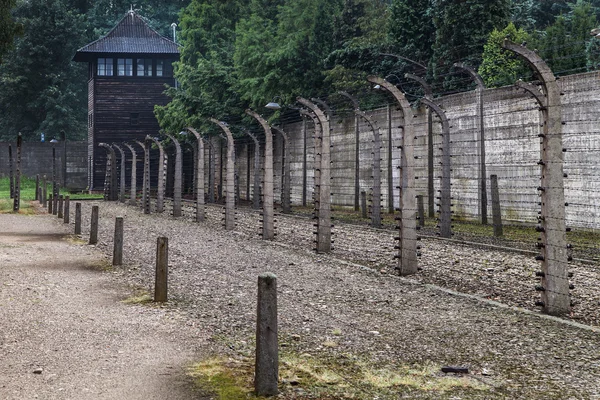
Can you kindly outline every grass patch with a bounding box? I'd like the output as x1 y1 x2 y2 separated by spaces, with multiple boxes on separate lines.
0 198 33 214
0 176 102 202
121 288 153 305
188 351 490 399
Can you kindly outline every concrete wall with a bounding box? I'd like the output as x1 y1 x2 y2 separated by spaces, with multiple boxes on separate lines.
0 141 87 190
227 71 600 230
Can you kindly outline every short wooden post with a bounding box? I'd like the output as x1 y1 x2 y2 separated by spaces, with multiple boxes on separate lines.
52 186 59 215
89 205 99 245
57 195 64 219
42 175 47 207
75 202 82 234
361 191 367 219
113 216 124 266
13 134 21 212
490 175 503 237
38 188 43 204
8 144 14 199
417 195 425 228
35 175 40 201
154 237 168 302
63 196 70 224
255 272 278 397
48 194 53 214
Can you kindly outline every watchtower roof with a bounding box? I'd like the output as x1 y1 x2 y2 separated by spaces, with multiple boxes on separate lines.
73 10 179 62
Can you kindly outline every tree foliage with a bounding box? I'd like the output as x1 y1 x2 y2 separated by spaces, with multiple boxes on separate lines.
0 0 87 141
0 0 21 64
429 0 511 92
478 23 532 87
2 0 600 140
539 1 597 75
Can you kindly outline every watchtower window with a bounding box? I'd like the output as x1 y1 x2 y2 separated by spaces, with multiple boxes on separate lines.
118 58 133 76
156 59 174 77
130 112 139 125
137 58 152 77
97 58 113 76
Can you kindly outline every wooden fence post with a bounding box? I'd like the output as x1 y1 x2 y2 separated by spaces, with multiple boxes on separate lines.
64 196 70 224
35 174 40 201
48 194 53 214
8 144 14 199
113 216 124 266
75 202 82 234
89 205 99 245
57 195 64 219
255 272 278 397
12 134 21 212
53 185 59 215
154 237 168 302
42 175 47 207
490 175 502 237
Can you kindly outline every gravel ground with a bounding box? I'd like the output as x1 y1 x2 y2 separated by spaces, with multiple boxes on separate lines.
0 212 208 400
59 199 600 399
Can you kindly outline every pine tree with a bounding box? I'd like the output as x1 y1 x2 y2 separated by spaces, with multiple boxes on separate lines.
387 0 435 69
0 0 87 140
0 0 21 63
155 0 247 132
429 0 511 93
540 1 597 76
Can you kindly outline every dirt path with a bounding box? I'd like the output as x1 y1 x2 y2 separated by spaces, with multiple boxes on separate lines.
0 213 207 400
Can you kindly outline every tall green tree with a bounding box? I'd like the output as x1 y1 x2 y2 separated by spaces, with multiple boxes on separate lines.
0 0 21 63
478 22 532 87
540 1 597 75
0 0 87 141
233 0 341 109
387 0 435 68
429 0 510 93
155 0 247 133
323 0 388 93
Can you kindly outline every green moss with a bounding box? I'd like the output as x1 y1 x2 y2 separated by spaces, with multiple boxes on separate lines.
188 349 490 399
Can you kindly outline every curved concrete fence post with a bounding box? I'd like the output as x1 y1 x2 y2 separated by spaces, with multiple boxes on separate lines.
354 109 382 228
133 140 148 212
111 143 127 203
146 136 166 213
164 134 183 218
123 143 138 206
272 126 291 214
98 143 118 201
367 76 417 275
419 98 452 239
209 119 236 230
186 127 206 222
244 129 262 210
246 110 274 240
205 138 216 203
405 73 452 239
503 40 569 316
297 98 331 253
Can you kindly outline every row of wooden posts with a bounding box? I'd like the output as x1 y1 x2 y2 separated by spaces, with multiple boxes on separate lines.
40 193 279 396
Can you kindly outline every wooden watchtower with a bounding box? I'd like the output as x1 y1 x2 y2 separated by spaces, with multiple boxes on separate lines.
73 10 179 190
